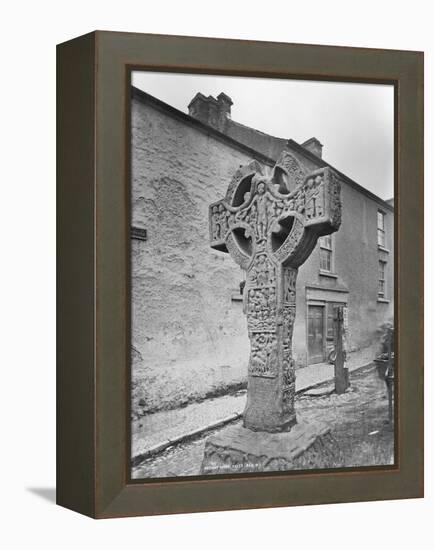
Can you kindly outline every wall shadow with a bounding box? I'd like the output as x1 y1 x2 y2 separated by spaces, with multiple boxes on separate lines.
27 487 56 504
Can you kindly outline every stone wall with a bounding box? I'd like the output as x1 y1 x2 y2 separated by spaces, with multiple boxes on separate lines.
131 97 268 415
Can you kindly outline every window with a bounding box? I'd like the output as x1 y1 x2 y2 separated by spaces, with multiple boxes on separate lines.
319 235 333 272
378 260 386 297
377 210 385 247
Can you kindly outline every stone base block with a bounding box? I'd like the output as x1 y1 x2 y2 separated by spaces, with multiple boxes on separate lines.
201 421 341 474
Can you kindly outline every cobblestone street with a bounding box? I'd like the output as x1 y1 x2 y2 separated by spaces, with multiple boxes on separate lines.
131 345 377 461
132 363 394 479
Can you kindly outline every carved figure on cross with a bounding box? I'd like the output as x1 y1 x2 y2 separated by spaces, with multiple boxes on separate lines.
209 150 342 432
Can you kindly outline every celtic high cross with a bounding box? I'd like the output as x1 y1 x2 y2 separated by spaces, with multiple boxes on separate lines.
210 151 342 432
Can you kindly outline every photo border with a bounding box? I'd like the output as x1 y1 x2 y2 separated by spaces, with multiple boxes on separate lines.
126 67 398 484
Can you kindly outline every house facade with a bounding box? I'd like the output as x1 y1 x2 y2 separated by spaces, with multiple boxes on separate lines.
131 87 394 414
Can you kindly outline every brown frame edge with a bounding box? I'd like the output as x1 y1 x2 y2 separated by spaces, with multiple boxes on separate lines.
56 30 424 519
57 32 96 517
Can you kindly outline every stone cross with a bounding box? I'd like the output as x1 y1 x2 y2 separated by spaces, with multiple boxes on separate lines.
210 151 342 432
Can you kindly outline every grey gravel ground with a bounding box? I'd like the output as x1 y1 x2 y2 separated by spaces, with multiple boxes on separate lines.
132 362 394 479
131 348 374 457
131 345 376 459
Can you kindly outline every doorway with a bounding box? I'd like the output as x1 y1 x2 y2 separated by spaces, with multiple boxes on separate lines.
308 304 325 364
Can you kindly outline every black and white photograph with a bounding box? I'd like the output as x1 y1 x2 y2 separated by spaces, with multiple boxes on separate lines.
130 71 395 479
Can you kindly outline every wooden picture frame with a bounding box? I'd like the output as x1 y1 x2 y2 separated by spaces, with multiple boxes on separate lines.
57 31 423 518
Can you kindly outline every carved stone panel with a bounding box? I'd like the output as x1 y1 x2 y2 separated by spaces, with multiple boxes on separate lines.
249 332 278 378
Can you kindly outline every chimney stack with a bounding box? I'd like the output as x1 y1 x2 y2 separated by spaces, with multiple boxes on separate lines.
216 92 233 118
188 92 233 133
301 137 323 158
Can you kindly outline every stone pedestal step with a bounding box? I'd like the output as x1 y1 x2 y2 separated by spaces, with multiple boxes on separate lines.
201 420 342 474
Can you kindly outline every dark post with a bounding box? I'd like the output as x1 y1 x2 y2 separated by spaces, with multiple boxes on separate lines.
334 306 350 394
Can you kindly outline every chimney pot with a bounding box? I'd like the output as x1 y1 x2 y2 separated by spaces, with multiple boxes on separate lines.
301 137 323 158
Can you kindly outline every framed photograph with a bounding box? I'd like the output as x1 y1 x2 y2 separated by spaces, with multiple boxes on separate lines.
57 31 423 518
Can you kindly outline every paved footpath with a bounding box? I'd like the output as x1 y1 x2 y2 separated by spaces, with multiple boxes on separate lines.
132 346 377 462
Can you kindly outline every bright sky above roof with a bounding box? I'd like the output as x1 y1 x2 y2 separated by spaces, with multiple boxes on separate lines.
132 71 394 200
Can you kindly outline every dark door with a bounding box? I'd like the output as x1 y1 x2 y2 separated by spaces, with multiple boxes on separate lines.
308 305 325 364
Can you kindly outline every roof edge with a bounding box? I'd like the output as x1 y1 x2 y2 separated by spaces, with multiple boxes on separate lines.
131 86 275 167
287 139 394 212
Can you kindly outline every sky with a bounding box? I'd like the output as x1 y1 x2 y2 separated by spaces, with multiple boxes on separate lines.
132 71 394 200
